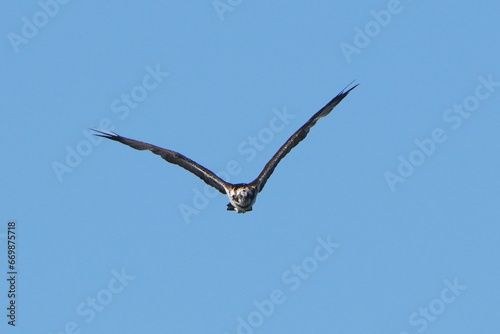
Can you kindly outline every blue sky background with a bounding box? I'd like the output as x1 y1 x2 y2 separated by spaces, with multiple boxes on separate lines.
1 1 499 333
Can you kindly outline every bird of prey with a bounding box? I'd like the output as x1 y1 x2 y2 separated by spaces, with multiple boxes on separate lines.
93 83 357 213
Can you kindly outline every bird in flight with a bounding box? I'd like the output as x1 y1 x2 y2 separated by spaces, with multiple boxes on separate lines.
93 83 357 213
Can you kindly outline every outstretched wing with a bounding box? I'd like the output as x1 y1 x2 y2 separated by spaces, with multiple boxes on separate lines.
250 83 358 192
93 130 231 194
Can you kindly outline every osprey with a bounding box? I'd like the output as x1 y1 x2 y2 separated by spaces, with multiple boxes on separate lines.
93 83 357 213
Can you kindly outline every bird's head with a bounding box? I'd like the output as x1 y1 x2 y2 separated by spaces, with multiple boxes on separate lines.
229 185 257 213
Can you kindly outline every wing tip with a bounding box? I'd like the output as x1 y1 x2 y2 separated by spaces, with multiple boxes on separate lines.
341 80 359 95
90 128 119 139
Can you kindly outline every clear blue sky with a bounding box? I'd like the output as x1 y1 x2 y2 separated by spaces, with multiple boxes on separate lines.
1 1 499 333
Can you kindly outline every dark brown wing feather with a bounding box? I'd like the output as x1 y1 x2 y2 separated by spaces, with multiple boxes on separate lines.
92 130 230 194
250 83 358 192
